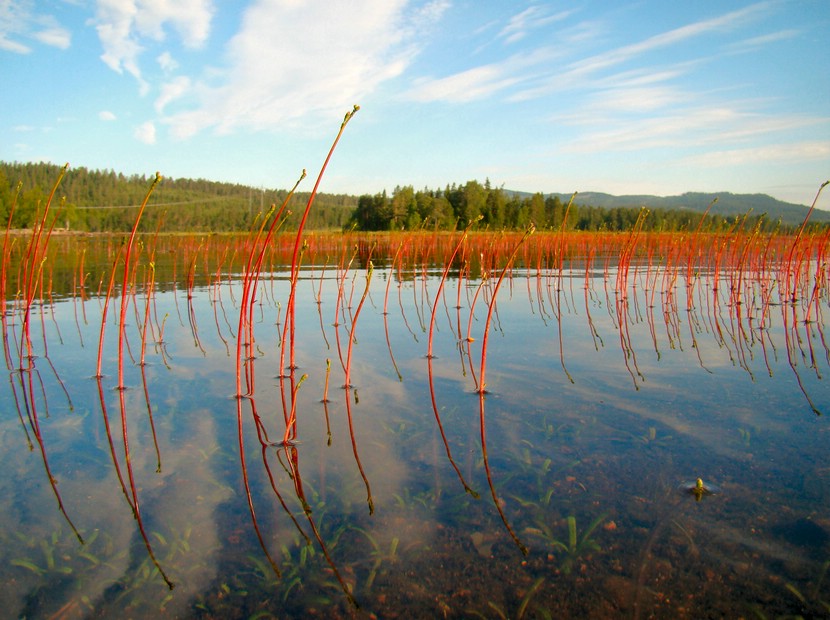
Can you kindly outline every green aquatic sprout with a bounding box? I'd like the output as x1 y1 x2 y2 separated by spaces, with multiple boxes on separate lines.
781 559 830 616
7 527 118 617
349 525 400 593
10 527 106 578
475 576 545 620
550 514 607 575
510 457 581 509
392 485 441 511
641 426 672 445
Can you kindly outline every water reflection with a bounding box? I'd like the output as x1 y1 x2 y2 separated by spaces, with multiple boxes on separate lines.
1 232 828 618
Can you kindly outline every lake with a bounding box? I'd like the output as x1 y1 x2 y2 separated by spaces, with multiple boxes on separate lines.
1 230 828 618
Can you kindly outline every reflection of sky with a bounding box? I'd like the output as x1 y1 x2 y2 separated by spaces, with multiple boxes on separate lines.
1 259 829 614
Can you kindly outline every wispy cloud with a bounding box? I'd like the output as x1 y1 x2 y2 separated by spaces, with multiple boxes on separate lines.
680 141 830 167
725 28 799 53
99 110 117 121
406 59 527 103
513 2 776 101
165 0 449 139
560 105 826 154
499 6 573 44
408 2 779 106
0 1 71 53
403 45 561 103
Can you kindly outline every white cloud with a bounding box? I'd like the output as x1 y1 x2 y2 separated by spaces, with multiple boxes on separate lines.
33 25 70 48
413 0 450 24
165 0 442 138
134 0 213 47
92 0 213 87
0 37 30 53
0 0 31 53
99 110 117 121
95 0 145 80
134 120 156 144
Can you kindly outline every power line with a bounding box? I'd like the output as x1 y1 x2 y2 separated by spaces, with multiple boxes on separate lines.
72 197 239 210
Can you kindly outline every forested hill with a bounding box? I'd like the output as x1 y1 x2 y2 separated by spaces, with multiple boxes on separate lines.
0 161 826 233
540 191 830 226
0 161 357 232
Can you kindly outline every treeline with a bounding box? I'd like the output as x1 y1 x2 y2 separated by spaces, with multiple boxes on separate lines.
347 181 793 233
0 162 805 234
0 162 356 232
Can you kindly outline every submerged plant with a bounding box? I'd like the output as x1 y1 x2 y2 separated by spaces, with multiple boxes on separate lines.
782 559 830 616
548 514 606 575
474 576 545 620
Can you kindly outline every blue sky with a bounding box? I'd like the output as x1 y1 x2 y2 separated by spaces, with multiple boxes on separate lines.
1 1 829 208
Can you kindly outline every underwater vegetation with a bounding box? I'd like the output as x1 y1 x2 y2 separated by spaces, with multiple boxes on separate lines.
1 121 829 617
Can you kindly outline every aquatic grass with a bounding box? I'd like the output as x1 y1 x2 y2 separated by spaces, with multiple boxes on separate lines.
117 172 162 390
427 216 480 359
2 180 830 616
237 172 302 380
228 108 360 609
18 165 68 370
782 559 830 615
0 180 22 335
347 525 401 593
547 513 606 575
282 106 360 376
472 575 545 620
785 180 829 305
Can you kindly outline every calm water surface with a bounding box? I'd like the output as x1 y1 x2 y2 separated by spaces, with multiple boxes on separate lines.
1 234 828 618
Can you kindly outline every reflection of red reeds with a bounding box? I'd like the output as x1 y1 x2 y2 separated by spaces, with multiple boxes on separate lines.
427 348 478 496
282 106 360 377
96 247 123 378
234 173 301 397
428 217 480 360
478 388 528 556
117 173 162 389
477 225 535 394
341 262 375 514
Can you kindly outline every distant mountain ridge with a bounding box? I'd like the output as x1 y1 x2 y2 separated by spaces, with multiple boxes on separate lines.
513 190 830 226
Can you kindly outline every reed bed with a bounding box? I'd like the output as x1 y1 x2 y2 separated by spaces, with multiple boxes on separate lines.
1 115 828 613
